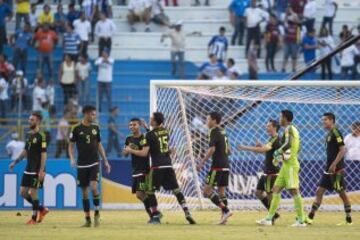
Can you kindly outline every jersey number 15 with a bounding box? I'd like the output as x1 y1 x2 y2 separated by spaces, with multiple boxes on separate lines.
158 136 169 153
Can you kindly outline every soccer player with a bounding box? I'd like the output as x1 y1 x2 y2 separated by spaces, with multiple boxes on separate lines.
237 120 281 222
123 118 160 223
69 105 111 227
305 113 352 225
9 112 49 225
125 112 196 225
197 112 233 224
257 110 306 227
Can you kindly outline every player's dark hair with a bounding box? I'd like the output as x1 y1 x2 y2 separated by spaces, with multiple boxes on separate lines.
82 105 96 114
352 121 360 129
219 26 226 32
281 109 293 122
153 112 164 126
228 58 235 65
209 111 222 124
130 118 141 123
31 111 43 121
269 119 280 131
323 112 336 122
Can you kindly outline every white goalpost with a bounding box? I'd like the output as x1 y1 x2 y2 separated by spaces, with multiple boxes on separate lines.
150 80 360 211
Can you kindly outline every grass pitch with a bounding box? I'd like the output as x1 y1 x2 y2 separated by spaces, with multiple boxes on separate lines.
0 210 359 240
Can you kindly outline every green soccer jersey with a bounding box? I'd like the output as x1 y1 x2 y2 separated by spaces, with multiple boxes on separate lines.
277 125 301 168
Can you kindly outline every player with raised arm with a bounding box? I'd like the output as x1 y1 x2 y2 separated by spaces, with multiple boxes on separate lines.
123 118 160 223
256 110 306 227
305 113 352 226
68 105 111 227
9 112 49 225
125 112 196 225
237 120 281 223
197 112 233 224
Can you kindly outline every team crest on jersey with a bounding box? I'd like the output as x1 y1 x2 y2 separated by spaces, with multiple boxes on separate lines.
92 129 97 135
33 138 37 144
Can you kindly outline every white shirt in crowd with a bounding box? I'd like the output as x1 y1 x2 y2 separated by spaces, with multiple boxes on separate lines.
227 65 242 77
0 78 9 100
56 118 69 141
73 19 91 41
324 0 336 17
164 30 186 52
244 7 268 28
29 12 38 29
303 0 317 19
129 0 152 14
319 36 335 57
61 62 76 85
76 62 92 81
340 45 359 67
344 134 360 161
95 18 116 38
6 140 25 161
95 57 114 82
151 0 165 16
32 85 46 111
12 77 28 95
46 85 55 106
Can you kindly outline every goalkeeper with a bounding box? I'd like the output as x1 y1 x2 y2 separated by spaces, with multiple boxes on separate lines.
257 110 306 227
238 120 281 223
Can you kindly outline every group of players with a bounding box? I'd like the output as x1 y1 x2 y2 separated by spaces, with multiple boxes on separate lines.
8 105 353 227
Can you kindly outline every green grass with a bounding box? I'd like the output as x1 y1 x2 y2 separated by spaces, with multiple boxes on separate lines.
0 210 359 240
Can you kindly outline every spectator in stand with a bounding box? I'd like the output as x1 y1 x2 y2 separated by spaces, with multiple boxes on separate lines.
302 28 317 66
193 0 209 6
244 0 267 57
281 15 301 73
274 0 288 22
33 24 58 79
10 22 32 74
344 122 360 162
322 0 337 36
318 26 334 80
59 54 77 105
208 26 228 63
11 70 29 112
54 4 67 35
339 25 352 42
228 0 250 46
151 0 170 27
164 0 177 6
29 3 37 29
96 0 113 18
106 106 122 157
161 20 186 79
213 68 229 80
82 0 94 20
55 111 70 158
32 78 46 111
90 4 101 42
95 12 116 56
73 11 91 56
0 0 12 54
0 54 15 80
226 58 241 79
38 4 54 27
76 54 91 106
289 0 306 18
0 74 8 123
303 0 316 32
63 23 81 61
15 0 30 30
6 132 25 161
340 42 359 80
46 79 55 113
66 3 80 26
248 43 259 80
95 49 114 112
198 54 227 80
127 0 152 32
265 14 281 72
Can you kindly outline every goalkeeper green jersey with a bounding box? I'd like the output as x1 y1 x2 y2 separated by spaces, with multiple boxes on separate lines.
278 124 301 168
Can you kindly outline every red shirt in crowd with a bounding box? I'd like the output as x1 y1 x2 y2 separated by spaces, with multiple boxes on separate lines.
34 29 58 53
290 0 307 15
285 23 301 44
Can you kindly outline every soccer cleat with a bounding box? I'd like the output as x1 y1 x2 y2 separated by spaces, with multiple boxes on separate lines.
26 219 37 225
272 213 280 224
94 214 100 227
185 212 196 225
304 216 313 225
81 221 92 228
290 221 307 227
336 221 353 226
148 215 161 225
256 218 273 226
219 211 233 225
37 207 49 223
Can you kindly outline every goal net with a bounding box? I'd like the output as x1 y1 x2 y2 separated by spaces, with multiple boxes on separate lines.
150 80 360 211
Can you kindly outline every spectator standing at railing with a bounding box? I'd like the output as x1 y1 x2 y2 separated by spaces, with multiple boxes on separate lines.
0 54 15 81
76 54 91 106
0 0 12 54
228 0 250 46
38 4 54 28
318 26 334 80
73 12 91 56
340 41 359 80
208 26 228 63
265 14 281 72
198 53 227 80
11 70 29 112
55 112 70 158
95 12 116 56
54 4 67 35
339 25 352 42
32 78 46 111
10 22 32 74
322 0 337 36
106 106 122 157
281 14 301 73
66 3 80 26
59 54 77 105
0 74 8 123
29 3 37 29
344 122 360 162
303 0 316 32
63 23 81 61
248 43 259 80
6 132 25 161
301 28 317 66
127 0 152 32
15 0 30 30
95 49 113 112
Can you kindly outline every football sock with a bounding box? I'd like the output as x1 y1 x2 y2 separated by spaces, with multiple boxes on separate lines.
308 202 320 219
83 199 90 221
344 204 352 223
260 196 270 209
32 199 39 221
267 193 280 220
25 196 44 211
293 193 305 223
209 191 229 213
142 196 152 218
221 196 228 207
93 194 100 216
173 189 189 213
